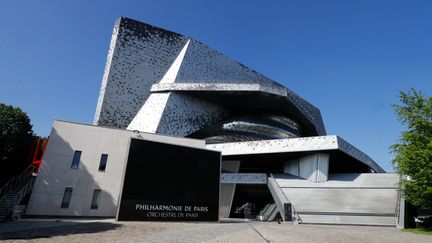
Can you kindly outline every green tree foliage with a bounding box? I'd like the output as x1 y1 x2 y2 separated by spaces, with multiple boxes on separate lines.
0 103 34 186
391 88 432 209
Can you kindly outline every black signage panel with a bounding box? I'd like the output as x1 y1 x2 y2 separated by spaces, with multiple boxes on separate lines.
117 138 221 221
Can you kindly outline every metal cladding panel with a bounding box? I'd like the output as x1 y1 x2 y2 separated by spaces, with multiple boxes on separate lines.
94 17 189 128
127 92 226 137
336 136 384 173
207 136 385 173
207 136 340 156
94 17 326 136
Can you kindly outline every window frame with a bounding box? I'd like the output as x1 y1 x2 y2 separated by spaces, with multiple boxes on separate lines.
98 154 108 172
71 150 82 169
61 187 73 208
91 189 102 209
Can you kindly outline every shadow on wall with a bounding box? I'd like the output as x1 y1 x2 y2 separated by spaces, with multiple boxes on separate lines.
26 126 117 218
0 221 121 240
328 173 361 181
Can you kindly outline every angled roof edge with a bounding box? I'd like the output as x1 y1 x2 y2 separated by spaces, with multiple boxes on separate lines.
206 136 384 173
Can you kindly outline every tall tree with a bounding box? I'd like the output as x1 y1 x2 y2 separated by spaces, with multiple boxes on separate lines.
0 103 34 186
391 88 432 209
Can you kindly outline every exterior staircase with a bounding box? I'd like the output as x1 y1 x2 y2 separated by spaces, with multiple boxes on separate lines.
270 173 400 226
0 165 37 222
257 203 279 221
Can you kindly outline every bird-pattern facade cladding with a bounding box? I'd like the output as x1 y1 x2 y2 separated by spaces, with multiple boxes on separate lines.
174 39 284 86
127 92 226 136
94 17 326 136
94 18 188 128
337 137 383 172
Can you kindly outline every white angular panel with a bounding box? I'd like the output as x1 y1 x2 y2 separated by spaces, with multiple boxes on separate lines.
159 39 190 84
128 92 226 136
94 18 189 128
127 93 170 133
94 17 326 136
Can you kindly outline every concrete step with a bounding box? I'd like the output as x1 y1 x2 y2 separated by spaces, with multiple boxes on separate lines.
298 214 396 226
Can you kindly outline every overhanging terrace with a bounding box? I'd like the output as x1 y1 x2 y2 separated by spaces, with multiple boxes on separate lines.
207 135 384 173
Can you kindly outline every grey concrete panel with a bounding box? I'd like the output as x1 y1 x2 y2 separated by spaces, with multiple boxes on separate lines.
219 184 236 219
275 173 399 188
218 160 240 218
26 120 207 217
284 159 300 177
317 153 329 182
281 188 398 214
298 214 396 226
273 173 399 226
220 173 267 184
298 153 329 182
221 160 240 173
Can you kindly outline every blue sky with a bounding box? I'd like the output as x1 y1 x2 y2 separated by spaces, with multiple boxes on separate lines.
1 0 431 171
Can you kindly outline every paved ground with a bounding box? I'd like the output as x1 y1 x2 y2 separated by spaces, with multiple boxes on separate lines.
0 219 431 242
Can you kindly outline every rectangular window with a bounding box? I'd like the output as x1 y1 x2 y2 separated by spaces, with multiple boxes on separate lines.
61 187 73 208
98 154 108 172
91 189 102 209
71 150 82 169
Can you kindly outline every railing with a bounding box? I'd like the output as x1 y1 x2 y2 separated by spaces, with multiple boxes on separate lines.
14 176 35 206
0 164 38 202
268 173 302 224
395 174 404 227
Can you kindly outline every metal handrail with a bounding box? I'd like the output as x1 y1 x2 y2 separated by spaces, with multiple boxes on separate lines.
0 164 37 202
269 173 302 224
394 174 404 225
13 176 35 206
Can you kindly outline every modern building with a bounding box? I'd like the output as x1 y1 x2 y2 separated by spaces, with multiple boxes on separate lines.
26 17 403 226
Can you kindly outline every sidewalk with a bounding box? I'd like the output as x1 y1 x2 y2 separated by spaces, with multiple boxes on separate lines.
0 219 431 242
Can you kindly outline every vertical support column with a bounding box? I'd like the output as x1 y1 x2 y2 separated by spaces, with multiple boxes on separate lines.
219 160 240 218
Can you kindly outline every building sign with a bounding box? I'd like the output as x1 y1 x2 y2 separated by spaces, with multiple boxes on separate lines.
117 138 221 221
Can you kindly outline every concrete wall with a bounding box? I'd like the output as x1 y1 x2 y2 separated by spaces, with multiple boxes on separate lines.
273 173 400 226
219 160 240 218
284 153 329 182
26 120 205 217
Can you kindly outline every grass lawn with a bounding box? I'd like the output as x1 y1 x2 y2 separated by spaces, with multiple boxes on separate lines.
403 228 432 236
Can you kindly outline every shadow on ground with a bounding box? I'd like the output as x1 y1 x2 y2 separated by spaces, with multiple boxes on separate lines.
0 221 121 240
